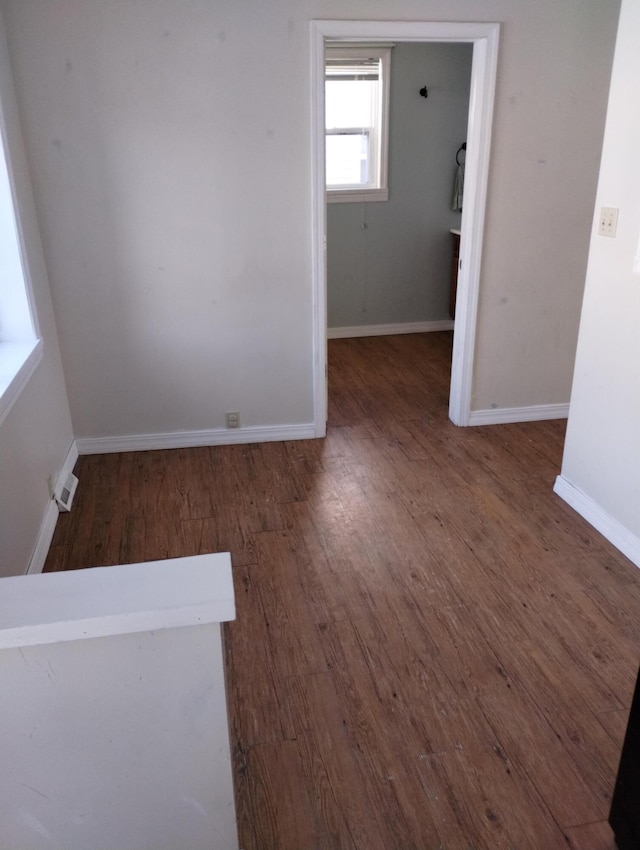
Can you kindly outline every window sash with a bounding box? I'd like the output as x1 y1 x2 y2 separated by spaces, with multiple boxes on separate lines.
325 46 390 202
326 129 373 188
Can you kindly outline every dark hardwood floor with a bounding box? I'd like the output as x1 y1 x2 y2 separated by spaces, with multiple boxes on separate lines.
45 331 640 850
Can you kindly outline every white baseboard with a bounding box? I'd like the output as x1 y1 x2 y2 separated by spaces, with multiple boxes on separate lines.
553 475 640 569
27 440 79 575
62 440 79 479
76 423 317 455
327 320 454 339
468 402 569 426
26 502 59 576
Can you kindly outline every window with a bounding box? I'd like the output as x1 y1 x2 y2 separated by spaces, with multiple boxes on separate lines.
325 46 391 203
0 95 42 427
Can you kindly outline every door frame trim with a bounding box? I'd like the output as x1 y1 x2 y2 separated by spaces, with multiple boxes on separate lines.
310 20 500 433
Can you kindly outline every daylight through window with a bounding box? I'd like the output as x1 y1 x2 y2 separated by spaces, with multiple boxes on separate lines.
0 101 42 426
325 46 391 203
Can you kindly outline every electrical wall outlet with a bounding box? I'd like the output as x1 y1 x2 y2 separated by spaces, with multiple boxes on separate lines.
225 411 240 429
599 207 619 238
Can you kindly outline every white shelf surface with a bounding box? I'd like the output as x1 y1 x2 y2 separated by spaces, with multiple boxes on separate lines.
0 552 235 649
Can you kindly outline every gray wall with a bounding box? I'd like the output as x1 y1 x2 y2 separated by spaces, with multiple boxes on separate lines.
327 43 472 330
0 0 620 441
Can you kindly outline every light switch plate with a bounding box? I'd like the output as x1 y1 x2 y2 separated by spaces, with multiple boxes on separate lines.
599 207 619 238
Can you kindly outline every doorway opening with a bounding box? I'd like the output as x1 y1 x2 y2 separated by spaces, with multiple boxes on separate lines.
310 20 500 435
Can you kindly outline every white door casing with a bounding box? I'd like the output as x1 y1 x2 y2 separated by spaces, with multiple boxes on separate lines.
310 20 500 433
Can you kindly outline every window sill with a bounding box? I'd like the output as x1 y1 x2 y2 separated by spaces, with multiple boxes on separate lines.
0 338 43 427
327 187 389 204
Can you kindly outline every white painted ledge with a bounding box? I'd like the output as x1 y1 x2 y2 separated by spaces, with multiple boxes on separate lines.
0 337 42 426
0 552 235 649
0 552 239 850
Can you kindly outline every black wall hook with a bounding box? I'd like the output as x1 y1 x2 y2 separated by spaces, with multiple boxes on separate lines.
456 142 467 165
419 86 428 98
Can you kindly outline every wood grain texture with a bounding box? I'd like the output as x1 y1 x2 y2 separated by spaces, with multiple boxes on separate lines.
45 332 640 849
565 820 618 850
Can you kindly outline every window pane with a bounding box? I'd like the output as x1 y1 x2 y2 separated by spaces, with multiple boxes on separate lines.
326 133 369 186
326 79 375 130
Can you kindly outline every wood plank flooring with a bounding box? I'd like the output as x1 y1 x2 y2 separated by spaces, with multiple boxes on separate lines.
45 331 640 850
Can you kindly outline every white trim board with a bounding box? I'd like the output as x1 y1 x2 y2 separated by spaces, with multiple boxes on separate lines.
27 440 79 575
76 423 317 456
5 553 234 650
27 502 58 577
328 320 454 339
469 403 569 426
554 475 640 570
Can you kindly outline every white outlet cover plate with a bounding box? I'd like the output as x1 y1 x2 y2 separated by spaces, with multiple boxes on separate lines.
599 206 619 237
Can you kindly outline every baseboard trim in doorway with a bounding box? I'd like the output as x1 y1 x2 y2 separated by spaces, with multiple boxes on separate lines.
554 475 640 569
468 402 569 426
75 423 317 455
328 320 454 339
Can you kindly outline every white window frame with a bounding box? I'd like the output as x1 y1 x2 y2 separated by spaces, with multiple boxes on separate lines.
0 81 42 428
325 45 391 204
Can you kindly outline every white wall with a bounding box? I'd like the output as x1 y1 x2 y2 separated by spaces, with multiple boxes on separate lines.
0 554 238 850
556 0 640 567
0 0 620 440
0 10 74 578
327 43 472 330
